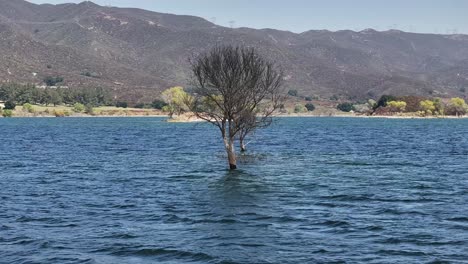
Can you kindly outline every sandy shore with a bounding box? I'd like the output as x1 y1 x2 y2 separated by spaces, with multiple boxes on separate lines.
276 114 468 119
2 108 467 120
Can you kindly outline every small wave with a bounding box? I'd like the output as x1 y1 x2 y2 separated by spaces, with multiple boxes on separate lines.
6 162 28 168
378 249 427 257
375 198 438 203
320 220 350 227
312 248 328 253
111 204 137 209
327 161 373 166
376 237 405 244
16 216 57 223
446 217 468 222
364 225 384 231
321 194 374 202
314 202 339 208
0 224 12 230
426 260 451 264
10 238 37 245
217 242 266 248
131 248 214 261
192 218 240 224
448 224 468 231
101 233 139 239
376 208 429 216
43 257 95 264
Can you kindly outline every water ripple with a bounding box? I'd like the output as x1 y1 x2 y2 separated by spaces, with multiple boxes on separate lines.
1 117 467 263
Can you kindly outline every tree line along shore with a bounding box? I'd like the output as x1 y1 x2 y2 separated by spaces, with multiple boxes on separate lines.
0 82 467 119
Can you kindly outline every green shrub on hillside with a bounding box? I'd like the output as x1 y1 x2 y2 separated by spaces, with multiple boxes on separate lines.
85 104 94 115
337 102 354 112
288 90 298 97
305 103 315 112
368 99 377 109
446 97 468 116
294 104 307 113
375 95 396 109
22 103 35 113
2 109 13 117
72 103 85 113
135 103 150 109
4 101 16 110
420 100 436 116
387 101 407 112
43 76 64 86
151 99 167 110
116 101 128 108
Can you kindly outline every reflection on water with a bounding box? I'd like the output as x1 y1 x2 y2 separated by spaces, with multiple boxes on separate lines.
0 117 467 263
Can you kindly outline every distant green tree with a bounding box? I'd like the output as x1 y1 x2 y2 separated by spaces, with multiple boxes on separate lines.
42 89 62 106
288 90 298 97
15 84 36 104
66 87 111 106
4 101 16 110
375 95 396 109
387 101 407 112
433 98 445 115
161 86 190 117
0 84 14 101
116 101 128 108
44 76 64 86
420 100 436 116
134 103 146 109
337 102 354 112
0 83 37 104
446 97 468 116
305 96 312 101
151 99 167 110
305 103 316 112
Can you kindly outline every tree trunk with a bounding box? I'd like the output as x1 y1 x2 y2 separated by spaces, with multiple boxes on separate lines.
224 137 237 170
240 137 247 152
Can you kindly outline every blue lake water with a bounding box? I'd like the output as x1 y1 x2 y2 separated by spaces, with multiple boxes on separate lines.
1 117 467 264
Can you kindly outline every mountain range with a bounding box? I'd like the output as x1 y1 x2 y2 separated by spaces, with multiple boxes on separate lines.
1 0 468 102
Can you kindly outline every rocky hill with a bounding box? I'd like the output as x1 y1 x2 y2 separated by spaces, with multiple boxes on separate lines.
1 0 468 102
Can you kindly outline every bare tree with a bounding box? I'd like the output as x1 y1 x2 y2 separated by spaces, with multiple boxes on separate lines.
237 92 283 152
188 45 284 170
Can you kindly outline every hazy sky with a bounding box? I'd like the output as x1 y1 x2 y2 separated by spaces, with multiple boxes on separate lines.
28 0 468 34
